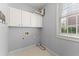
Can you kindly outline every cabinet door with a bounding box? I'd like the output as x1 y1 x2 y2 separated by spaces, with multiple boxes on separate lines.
37 14 42 27
31 13 42 27
9 8 21 26
22 10 31 27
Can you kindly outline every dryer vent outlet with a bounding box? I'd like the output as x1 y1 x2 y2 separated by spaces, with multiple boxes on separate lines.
36 43 46 50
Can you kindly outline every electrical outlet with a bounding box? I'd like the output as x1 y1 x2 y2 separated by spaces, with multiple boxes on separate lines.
25 32 29 35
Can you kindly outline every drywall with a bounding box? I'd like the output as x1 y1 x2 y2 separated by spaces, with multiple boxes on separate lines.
8 27 41 51
0 24 8 55
41 3 79 56
7 4 41 52
41 3 57 55
0 3 9 55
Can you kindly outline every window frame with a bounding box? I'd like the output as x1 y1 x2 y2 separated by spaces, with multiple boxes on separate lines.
56 4 79 42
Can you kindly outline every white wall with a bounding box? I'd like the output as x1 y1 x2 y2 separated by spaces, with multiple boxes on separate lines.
41 3 79 56
0 3 8 56
0 24 8 55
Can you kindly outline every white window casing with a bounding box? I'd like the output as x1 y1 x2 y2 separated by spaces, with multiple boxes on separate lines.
56 3 79 42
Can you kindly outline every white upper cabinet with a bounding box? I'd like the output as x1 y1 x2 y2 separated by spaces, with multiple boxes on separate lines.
31 13 42 27
9 7 42 27
9 7 21 26
21 10 31 27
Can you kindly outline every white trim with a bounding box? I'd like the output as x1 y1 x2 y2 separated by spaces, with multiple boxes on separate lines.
57 4 79 41
47 48 59 56
41 43 59 56
56 3 59 35
76 15 78 35
56 4 63 35
56 34 79 43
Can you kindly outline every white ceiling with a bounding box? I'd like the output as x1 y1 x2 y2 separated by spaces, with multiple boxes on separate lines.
25 3 47 10
8 3 47 10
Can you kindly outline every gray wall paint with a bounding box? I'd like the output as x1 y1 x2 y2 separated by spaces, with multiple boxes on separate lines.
7 3 79 55
7 4 41 52
41 3 79 56
41 3 57 54
8 27 41 51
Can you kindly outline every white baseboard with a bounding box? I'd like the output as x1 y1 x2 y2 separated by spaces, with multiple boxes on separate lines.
41 43 59 56
47 48 59 56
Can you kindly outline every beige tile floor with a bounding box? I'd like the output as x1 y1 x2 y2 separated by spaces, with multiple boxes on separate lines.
11 45 51 56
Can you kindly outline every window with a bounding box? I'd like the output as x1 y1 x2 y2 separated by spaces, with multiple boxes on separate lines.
61 15 76 34
77 15 79 33
67 16 76 34
61 17 67 33
57 3 79 40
